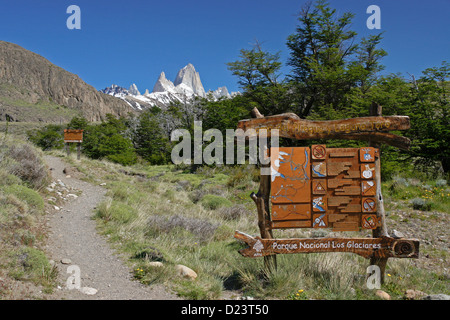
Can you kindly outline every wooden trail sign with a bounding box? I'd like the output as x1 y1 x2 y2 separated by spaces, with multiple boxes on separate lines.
270 145 382 231
235 231 420 260
64 129 83 143
237 112 411 150
234 106 418 280
64 129 83 160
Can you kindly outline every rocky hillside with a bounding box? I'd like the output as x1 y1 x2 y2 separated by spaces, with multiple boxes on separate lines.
0 41 135 122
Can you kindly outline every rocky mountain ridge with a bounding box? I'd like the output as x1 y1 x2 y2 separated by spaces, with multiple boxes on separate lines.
0 41 237 123
0 41 135 122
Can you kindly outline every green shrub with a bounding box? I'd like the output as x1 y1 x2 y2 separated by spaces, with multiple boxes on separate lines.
0 169 22 186
3 184 44 215
27 124 64 150
109 203 137 223
82 116 138 166
13 247 55 285
410 198 432 211
96 200 112 221
4 142 49 188
201 194 232 210
218 204 251 220
147 214 219 242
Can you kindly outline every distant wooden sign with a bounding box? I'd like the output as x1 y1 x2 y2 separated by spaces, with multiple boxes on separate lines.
235 231 420 259
270 145 381 231
237 113 411 150
64 129 83 160
64 129 84 143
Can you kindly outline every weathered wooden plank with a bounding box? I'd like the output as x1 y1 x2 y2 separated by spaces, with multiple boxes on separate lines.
328 196 352 207
237 114 410 135
334 186 361 195
236 114 411 149
327 179 353 189
339 203 362 213
328 213 360 223
327 162 353 177
272 204 311 221
344 170 361 179
329 151 357 158
234 231 420 259
270 220 312 229
332 222 360 232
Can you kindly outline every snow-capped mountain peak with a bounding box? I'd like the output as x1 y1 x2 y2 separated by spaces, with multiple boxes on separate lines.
128 83 140 96
100 63 234 110
152 71 177 94
173 63 206 97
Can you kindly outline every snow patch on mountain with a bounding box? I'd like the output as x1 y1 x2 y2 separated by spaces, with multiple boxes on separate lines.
100 64 235 110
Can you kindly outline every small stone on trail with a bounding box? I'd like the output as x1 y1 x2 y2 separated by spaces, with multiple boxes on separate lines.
80 287 98 295
376 290 391 300
390 229 405 239
61 258 72 264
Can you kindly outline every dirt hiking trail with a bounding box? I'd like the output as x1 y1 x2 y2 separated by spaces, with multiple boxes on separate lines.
44 155 179 300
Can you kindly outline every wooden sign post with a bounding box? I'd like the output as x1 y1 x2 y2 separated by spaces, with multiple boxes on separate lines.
234 106 419 283
64 129 83 160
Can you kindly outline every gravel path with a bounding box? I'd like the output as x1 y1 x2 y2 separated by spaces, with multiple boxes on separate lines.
44 155 179 300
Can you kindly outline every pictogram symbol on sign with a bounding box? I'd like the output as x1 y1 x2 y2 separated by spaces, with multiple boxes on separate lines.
312 145 326 160
362 214 379 229
361 164 375 179
313 180 327 194
362 198 376 212
312 197 327 212
313 214 327 228
361 180 376 196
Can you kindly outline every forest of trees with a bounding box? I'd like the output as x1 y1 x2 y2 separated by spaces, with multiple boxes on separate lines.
28 0 449 179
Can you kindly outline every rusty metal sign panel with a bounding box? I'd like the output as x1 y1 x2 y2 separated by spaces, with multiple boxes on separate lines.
270 145 380 231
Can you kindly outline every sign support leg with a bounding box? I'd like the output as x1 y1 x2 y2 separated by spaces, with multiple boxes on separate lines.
369 102 389 284
77 142 81 160
251 163 277 273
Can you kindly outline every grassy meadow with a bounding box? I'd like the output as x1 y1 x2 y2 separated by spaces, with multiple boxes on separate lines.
0 130 448 300
0 133 57 298
56 149 449 300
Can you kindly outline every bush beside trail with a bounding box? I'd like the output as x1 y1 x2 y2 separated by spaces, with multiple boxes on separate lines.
0 134 56 298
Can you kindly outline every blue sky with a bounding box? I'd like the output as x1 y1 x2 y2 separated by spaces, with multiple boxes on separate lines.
0 0 449 94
